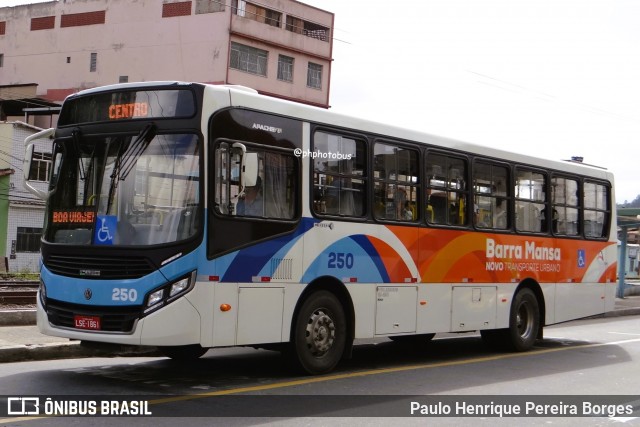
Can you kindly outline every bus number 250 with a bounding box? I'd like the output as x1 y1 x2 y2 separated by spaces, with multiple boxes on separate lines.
327 252 354 269
112 288 138 302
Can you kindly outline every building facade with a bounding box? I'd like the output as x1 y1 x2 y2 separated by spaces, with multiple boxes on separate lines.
0 0 334 107
0 0 333 272
0 121 48 273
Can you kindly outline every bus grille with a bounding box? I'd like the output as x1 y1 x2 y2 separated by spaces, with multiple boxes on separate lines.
46 299 141 333
44 254 154 280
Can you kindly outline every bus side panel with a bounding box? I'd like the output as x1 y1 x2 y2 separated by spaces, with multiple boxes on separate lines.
554 283 608 323
139 297 201 346
541 283 557 326
211 282 239 347
185 281 216 347
348 284 377 338
415 284 453 334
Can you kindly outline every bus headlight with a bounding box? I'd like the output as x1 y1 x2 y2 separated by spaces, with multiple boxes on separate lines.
147 289 165 307
170 277 190 297
144 271 196 314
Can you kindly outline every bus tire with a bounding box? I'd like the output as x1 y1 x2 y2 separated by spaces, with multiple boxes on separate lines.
507 288 540 351
291 291 346 375
481 288 540 351
161 344 208 361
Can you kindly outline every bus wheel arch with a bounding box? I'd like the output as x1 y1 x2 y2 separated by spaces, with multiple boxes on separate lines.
288 276 354 374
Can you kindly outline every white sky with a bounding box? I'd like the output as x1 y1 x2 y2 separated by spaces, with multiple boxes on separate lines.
301 0 640 205
5 0 640 204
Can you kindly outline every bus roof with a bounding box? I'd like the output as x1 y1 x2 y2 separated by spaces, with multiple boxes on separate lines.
68 81 613 182
218 83 612 182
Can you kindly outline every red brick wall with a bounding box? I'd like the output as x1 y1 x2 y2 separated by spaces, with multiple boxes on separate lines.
45 88 78 102
60 10 106 28
0 21 6 35
31 16 55 31
162 1 192 18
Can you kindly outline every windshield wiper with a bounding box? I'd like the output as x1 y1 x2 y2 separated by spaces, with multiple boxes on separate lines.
71 129 85 181
119 123 156 180
105 123 156 214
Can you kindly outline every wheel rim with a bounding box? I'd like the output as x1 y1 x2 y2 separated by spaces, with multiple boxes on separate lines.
305 308 336 357
516 301 534 339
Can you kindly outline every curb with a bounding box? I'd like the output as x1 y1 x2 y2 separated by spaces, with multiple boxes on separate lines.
0 309 36 327
0 341 162 363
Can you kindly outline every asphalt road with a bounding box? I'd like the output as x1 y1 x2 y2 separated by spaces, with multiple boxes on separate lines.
0 315 639 426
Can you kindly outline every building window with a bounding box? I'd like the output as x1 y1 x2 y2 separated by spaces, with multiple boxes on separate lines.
233 1 280 27
119 76 129 83
196 0 224 14
17 227 43 253
90 52 97 72
66 57 71 64
286 16 329 41
277 55 294 82
0 21 6 36
0 54 3 68
230 42 267 76
28 152 52 182
307 62 322 89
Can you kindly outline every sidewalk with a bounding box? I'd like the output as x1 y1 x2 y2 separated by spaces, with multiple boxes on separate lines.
1 293 639 364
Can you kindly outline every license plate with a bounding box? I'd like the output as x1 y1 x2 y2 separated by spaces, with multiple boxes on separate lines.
74 315 101 330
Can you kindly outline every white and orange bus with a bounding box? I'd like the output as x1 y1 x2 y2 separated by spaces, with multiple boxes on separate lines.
24 82 616 374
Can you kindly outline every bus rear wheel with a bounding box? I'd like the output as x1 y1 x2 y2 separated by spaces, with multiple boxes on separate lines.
508 288 540 351
291 291 346 375
481 288 540 351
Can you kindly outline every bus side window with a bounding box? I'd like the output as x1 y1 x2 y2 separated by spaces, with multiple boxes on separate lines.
426 153 468 226
515 168 547 233
313 131 367 217
215 143 297 220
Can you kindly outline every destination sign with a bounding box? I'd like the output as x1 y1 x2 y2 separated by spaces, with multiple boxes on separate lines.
108 102 149 120
58 89 195 126
52 211 95 224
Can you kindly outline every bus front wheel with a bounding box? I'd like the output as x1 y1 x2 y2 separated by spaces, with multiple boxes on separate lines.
291 291 347 375
161 344 208 361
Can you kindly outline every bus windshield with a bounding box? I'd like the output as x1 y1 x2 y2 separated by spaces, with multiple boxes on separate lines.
44 131 200 246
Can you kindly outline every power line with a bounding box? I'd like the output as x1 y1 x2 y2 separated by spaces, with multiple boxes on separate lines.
468 70 640 125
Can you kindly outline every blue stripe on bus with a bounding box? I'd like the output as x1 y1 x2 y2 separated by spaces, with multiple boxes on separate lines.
40 265 167 306
349 234 391 282
220 218 316 282
300 235 388 283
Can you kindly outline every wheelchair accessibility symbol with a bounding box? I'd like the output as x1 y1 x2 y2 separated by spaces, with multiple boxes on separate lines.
577 249 586 268
94 215 117 245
